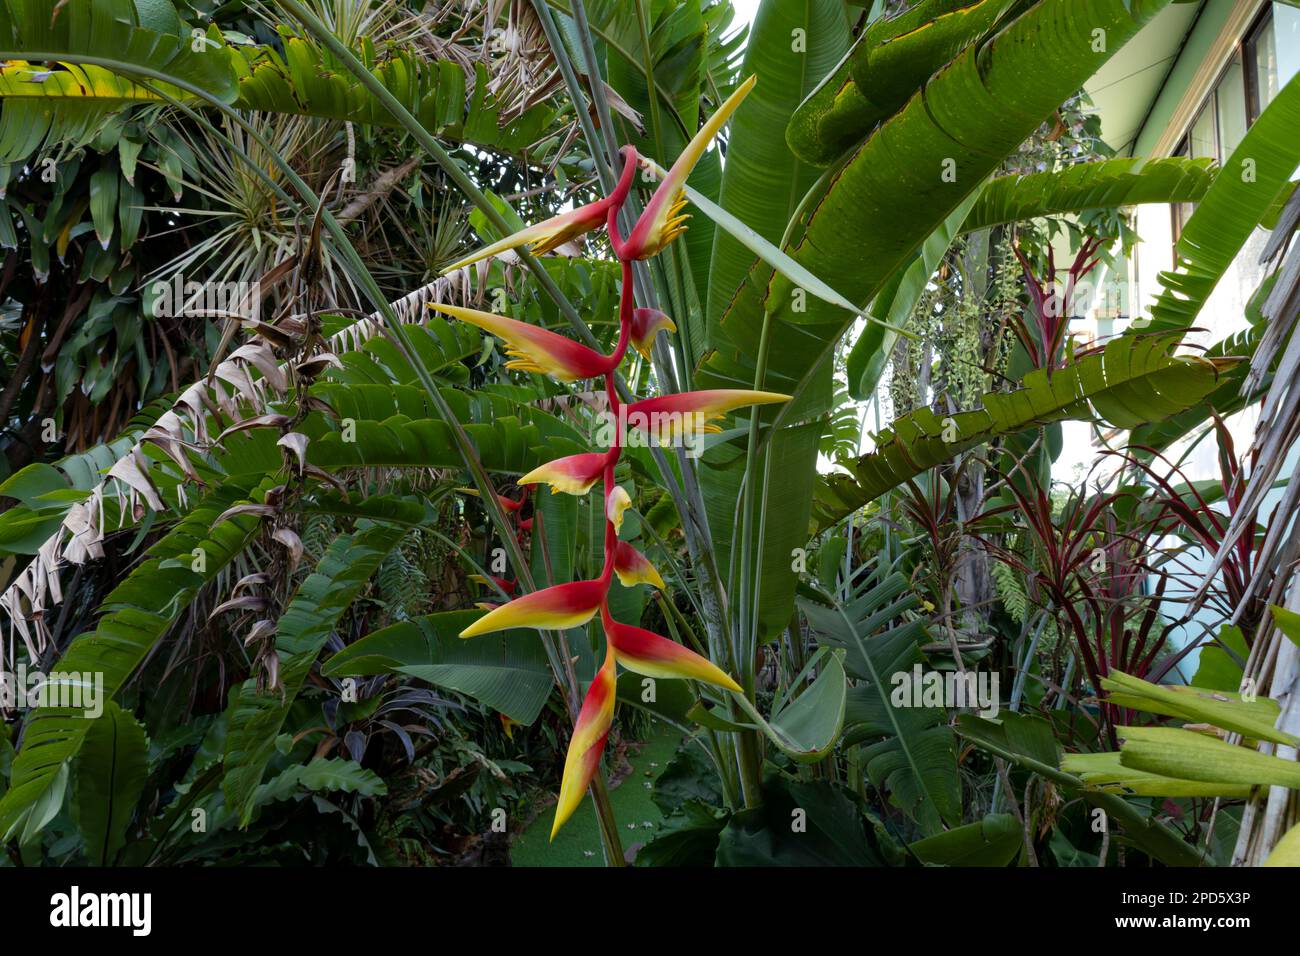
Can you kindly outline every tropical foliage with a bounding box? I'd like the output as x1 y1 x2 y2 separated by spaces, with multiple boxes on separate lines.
0 0 1297 871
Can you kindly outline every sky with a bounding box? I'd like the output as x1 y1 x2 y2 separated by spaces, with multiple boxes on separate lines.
726 0 761 39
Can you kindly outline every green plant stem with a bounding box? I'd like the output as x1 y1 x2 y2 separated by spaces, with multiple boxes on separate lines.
657 590 708 659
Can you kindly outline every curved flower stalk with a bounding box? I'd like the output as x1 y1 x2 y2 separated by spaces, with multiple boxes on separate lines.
444 76 783 839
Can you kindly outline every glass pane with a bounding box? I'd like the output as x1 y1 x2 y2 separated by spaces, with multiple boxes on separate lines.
1253 17 1278 113
1278 6 1300 90
1217 58 1247 157
1188 104 1216 160
1173 202 1193 243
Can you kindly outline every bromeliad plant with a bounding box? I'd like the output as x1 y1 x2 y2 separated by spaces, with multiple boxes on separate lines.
428 76 788 838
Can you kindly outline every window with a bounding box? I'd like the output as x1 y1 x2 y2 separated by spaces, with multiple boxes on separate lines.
1245 12 1278 121
1218 57 1248 156
1171 6 1279 246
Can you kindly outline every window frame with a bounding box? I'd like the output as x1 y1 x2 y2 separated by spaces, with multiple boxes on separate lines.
1170 5 1277 248
1244 5 1276 123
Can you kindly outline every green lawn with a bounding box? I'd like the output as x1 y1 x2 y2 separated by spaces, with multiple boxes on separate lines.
511 725 682 867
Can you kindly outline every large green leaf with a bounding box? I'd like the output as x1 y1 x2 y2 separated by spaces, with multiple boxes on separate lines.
1141 73 1300 333
704 0 1171 410
0 0 235 163
0 476 267 841
814 332 1236 529
1129 324 1263 452
959 157 1217 234
1101 670 1298 748
1060 751 1252 798
324 318 484 388
798 567 961 836
589 0 720 310
232 30 556 156
0 4 556 164
714 774 899 866
704 0 850 335
1264 823 1300 867
71 700 148 866
787 0 1024 166
911 812 1022 866
222 520 409 826
761 648 848 763
251 757 387 806
305 414 581 478
322 610 553 725
696 0 850 644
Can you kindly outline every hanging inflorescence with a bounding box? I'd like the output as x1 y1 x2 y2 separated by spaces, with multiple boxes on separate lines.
428 76 787 838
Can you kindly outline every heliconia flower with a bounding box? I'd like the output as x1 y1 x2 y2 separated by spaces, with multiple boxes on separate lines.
621 75 756 260
429 304 611 381
468 574 518 596
552 642 617 839
454 487 525 512
441 197 616 274
606 485 632 533
625 389 791 443
519 452 609 496
601 605 741 692
518 516 534 533
498 711 521 740
459 578 607 638
629 308 676 360
613 541 665 590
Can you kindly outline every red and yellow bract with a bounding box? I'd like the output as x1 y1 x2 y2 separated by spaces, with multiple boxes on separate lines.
445 76 781 839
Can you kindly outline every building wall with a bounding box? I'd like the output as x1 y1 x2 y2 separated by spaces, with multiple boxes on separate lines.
1055 1 1300 486
1077 2 1300 671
